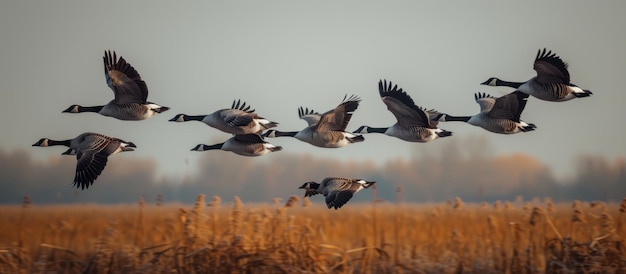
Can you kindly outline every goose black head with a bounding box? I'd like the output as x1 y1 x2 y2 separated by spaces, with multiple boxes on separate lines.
480 77 500 86
299 181 321 197
262 130 277 138
298 182 314 189
62 105 81 113
168 114 187 122
32 138 49 147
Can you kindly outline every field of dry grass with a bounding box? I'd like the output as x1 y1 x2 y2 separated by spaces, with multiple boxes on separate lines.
0 194 625 274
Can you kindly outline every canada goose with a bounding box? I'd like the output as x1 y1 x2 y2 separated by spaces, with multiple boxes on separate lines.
169 100 278 135
62 50 169 120
434 90 536 134
32 132 136 190
190 133 282 157
481 48 592 102
353 80 452 142
262 94 365 148
298 177 376 209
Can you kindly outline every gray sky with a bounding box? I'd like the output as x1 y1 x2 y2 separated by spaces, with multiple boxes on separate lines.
1 1 625 183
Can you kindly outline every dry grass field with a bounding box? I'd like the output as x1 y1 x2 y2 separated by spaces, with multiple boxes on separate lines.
0 194 625 274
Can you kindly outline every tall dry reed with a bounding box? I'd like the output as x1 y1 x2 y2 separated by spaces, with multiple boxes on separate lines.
1 197 625 273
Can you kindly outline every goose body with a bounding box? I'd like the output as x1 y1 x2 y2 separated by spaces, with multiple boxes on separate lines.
298 177 376 209
262 95 365 148
481 48 592 102
435 91 536 134
190 133 282 157
169 100 278 135
62 50 169 120
32 132 136 189
353 80 452 142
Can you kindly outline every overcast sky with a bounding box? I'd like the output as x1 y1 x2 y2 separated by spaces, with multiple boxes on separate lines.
1 1 625 184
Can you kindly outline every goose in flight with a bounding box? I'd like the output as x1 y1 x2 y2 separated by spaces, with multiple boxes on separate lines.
263 94 364 148
169 100 278 135
62 50 169 120
434 90 536 134
298 177 376 209
353 80 452 142
32 132 136 190
190 133 282 157
481 48 592 102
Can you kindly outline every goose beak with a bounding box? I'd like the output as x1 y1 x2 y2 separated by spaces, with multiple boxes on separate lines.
168 114 184 122
32 139 45 146
62 105 78 113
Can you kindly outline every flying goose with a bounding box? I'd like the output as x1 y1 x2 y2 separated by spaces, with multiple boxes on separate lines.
481 48 592 102
298 177 376 209
434 90 536 134
190 133 282 157
32 132 136 190
169 100 278 135
62 50 169 120
262 94 365 148
353 80 452 142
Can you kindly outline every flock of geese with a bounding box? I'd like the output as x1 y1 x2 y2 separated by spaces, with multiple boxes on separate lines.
32 48 592 209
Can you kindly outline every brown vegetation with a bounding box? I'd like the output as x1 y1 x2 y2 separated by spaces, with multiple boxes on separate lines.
1 195 625 273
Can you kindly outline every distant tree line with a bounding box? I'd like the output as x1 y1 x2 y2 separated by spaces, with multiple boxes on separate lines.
1 137 624 205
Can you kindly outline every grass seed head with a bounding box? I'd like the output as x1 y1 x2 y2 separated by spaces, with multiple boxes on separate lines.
284 195 299 208
209 195 221 208
529 207 544 226
453 197 464 210
504 201 513 210
302 197 312 208
571 206 586 223
600 213 616 234
493 200 502 211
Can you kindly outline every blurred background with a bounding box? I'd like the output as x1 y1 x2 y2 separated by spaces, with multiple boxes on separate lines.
1 1 624 204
